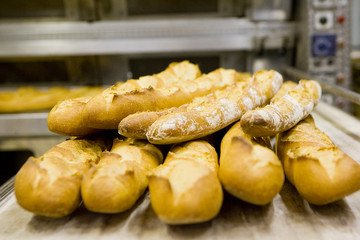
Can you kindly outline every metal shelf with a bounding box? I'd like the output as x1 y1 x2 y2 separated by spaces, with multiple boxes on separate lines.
0 18 296 57
0 112 54 137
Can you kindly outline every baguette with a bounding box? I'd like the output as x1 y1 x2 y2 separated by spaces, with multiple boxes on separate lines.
146 70 283 145
14 136 109 218
0 87 70 113
147 140 223 225
276 115 360 205
81 138 163 213
118 71 252 139
240 79 321 137
47 96 102 136
219 121 284 205
0 86 103 113
82 64 243 130
82 61 202 129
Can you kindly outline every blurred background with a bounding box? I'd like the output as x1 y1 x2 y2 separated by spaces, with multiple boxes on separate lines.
0 0 359 184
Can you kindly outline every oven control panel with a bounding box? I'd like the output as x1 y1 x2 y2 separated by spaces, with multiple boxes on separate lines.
301 0 351 109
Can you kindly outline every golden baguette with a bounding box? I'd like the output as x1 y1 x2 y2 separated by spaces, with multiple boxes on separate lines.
47 96 102 136
118 70 252 140
276 115 360 205
219 121 284 205
14 136 109 218
146 70 283 145
147 140 223 225
81 138 163 213
82 64 243 130
240 79 321 137
82 61 202 129
0 86 103 113
0 87 70 113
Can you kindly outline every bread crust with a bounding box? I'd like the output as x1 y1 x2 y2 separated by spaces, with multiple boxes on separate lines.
147 140 223 224
0 86 103 113
81 138 163 213
240 80 321 137
83 65 246 130
14 137 109 217
146 70 283 145
219 121 284 205
47 96 102 136
276 115 360 205
82 61 203 129
118 70 251 139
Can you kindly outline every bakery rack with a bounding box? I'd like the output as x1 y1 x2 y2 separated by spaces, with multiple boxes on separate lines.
0 18 295 57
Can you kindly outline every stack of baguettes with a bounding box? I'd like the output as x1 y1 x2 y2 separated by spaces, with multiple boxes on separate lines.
14 61 360 225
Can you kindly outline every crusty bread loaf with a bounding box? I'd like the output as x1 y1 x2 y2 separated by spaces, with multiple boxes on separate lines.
81 138 163 213
14 136 109 218
0 86 103 113
118 70 252 140
147 140 223 224
47 96 102 136
146 70 283 145
0 87 69 113
82 61 202 129
276 115 360 205
240 80 321 137
82 64 245 130
219 121 284 205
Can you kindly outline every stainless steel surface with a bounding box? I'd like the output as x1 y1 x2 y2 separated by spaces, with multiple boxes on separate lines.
0 18 296 57
283 66 360 106
0 112 54 137
0 177 14 208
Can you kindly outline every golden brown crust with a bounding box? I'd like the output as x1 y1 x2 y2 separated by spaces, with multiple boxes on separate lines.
240 80 321 137
14 137 109 218
47 97 102 136
0 87 70 113
219 121 284 205
81 138 163 213
147 140 223 224
276 115 360 205
146 70 283 145
118 69 251 140
82 61 203 129
0 86 103 113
